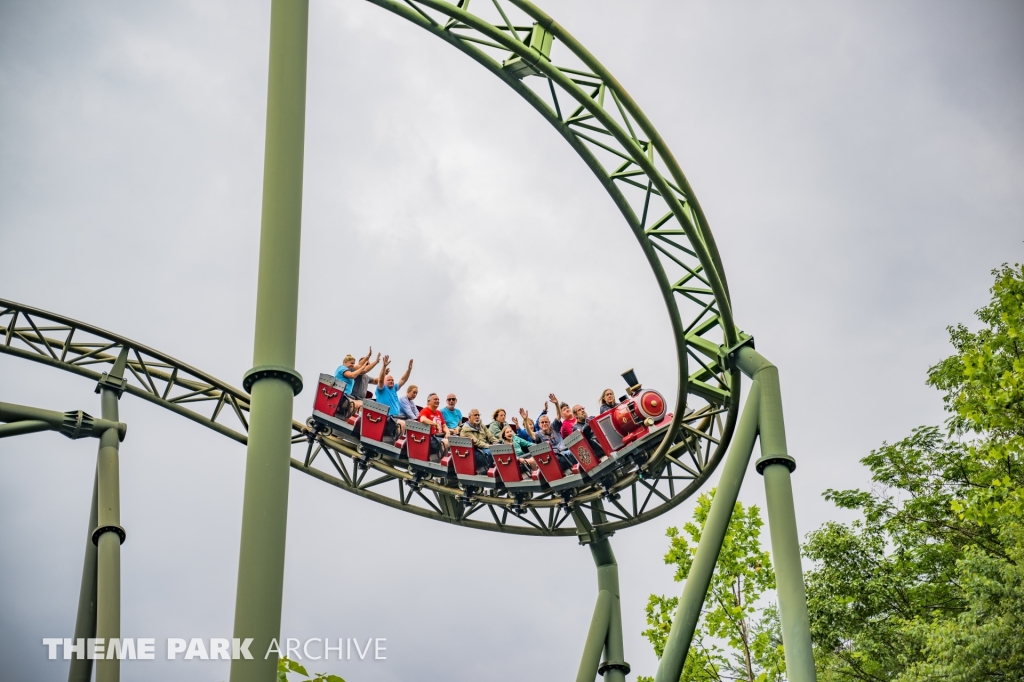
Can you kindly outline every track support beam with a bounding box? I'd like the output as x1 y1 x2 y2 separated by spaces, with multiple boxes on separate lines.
68 473 99 682
230 2 309 680
94 346 129 682
655 347 816 682
574 503 630 682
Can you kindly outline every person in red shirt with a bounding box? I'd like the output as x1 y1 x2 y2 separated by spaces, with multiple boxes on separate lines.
418 392 450 457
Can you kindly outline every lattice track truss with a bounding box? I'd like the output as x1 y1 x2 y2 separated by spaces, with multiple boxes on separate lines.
0 0 748 538
2 298 729 536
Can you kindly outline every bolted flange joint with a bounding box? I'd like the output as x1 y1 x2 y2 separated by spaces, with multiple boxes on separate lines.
755 453 796 475
95 372 128 397
92 525 127 545
243 365 303 396
720 334 755 372
598 660 631 676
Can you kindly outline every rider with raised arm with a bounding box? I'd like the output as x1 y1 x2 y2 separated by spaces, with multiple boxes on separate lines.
531 410 575 472
548 392 577 439
350 349 381 400
501 424 537 471
374 355 413 439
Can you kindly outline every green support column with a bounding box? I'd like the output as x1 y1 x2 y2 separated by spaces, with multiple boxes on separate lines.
654 381 761 682
230 1 308 680
590 538 627 682
735 347 816 682
68 473 98 682
576 590 612 682
94 348 129 682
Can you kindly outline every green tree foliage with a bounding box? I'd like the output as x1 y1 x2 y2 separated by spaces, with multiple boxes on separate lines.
278 656 346 682
640 490 786 682
805 264 1024 681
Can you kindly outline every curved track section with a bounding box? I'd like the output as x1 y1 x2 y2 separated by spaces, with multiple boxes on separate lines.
359 0 743 460
1 299 734 537
0 0 750 540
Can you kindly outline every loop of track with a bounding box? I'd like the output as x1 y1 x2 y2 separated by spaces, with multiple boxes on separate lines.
0 0 747 538
1 299 731 536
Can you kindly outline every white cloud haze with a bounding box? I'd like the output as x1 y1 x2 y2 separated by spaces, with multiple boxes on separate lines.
1 0 1022 679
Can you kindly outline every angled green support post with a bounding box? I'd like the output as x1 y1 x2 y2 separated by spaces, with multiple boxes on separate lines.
735 346 816 682
654 381 761 682
230 1 308 680
576 590 612 682
0 420 50 437
573 502 630 682
0 400 126 682
94 346 130 682
590 538 627 682
68 473 98 682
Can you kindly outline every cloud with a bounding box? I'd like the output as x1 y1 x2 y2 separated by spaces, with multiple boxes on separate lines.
2 0 1022 679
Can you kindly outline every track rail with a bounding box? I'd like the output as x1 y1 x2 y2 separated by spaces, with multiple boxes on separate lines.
1 0 747 538
2 298 730 536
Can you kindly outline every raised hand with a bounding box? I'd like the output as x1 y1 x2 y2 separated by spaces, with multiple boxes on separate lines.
548 393 558 405
511 416 519 427
407 358 414 370
519 407 529 420
543 401 549 413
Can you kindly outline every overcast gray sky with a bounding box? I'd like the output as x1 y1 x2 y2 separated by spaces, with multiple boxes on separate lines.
1 0 1022 679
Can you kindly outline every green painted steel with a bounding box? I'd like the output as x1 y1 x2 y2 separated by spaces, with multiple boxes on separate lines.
576 590 612 682
95 347 128 682
734 346 816 682
590 538 627 682
68 473 98 682
655 381 762 682
0 300 732 536
0 4 825 682
361 0 741 476
230 1 309 679
0 401 126 440
763 463 816 682
0 420 50 438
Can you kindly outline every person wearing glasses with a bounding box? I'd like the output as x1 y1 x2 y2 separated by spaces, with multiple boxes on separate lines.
440 393 463 432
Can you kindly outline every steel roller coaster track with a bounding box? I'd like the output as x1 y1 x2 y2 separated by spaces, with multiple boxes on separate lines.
0 0 749 539
0 297 735 537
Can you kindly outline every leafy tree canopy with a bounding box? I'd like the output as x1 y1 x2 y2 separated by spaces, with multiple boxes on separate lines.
641 490 786 682
804 264 1024 681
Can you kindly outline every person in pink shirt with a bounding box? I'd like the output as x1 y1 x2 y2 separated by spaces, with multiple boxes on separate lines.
548 393 578 439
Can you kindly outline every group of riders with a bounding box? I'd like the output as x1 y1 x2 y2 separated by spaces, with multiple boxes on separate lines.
333 348 622 476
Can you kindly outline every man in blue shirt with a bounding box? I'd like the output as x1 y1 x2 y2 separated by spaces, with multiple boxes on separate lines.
440 393 463 432
374 355 413 416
